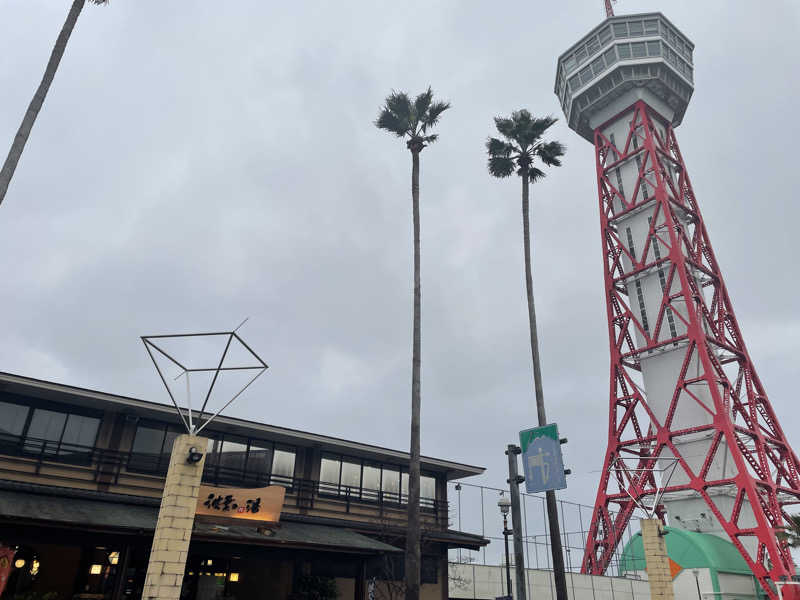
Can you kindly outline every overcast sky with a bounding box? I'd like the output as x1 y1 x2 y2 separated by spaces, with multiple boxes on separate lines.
1 0 798 518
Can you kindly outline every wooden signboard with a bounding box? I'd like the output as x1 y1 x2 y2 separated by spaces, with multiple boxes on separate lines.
196 485 285 524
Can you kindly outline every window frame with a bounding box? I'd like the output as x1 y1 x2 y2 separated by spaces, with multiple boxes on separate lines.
0 394 101 463
127 418 297 488
317 452 439 508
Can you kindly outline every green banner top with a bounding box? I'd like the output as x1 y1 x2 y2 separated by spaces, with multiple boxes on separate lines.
519 423 559 454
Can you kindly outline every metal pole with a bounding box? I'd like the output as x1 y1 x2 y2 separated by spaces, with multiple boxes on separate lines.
503 514 513 598
507 444 527 600
545 489 569 599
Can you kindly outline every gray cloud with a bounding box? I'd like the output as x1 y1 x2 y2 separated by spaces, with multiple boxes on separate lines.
1 0 798 515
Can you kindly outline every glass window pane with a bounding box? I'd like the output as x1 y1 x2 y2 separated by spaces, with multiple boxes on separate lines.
161 428 180 471
271 448 295 487
591 57 605 74
61 415 99 448
564 56 577 73
340 460 361 496
203 437 222 483
618 44 631 59
629 21 643 36
575 47 587 65
244 441 272 485
362 464 381 501
587 37 600 55
644 19 658 34
631 42 646 58
59 414 100 458
25 409 66 455
217 437 248 484
647 41 661 56
400 472 409 505
0 401 28 441
613 23 627 37
599 26 612 45
604 48 617 67
320 455 340 494
421 476 436 500
381 467 400 503
129 424 164 472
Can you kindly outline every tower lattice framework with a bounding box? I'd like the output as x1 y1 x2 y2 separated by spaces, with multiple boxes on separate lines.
582 100 800 599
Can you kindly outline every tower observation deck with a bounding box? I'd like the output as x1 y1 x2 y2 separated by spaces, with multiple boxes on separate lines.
556 12 800 600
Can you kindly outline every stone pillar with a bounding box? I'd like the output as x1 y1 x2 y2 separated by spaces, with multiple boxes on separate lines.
142 434 207 600
641 518 675 600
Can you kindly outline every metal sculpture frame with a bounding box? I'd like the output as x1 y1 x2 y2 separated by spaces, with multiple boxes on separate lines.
581 100 800 599
141 330 268 435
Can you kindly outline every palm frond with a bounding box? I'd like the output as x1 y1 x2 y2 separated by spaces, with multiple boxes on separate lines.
526 116 558 143
414 87 434 122
422 100 451 132
422 134 439 145
385 90 413 124
375 108 410 137
488 155 515 178
528 167 547 182
486 137 515 157
89 0 109 4
537 140 565 167
494 116 516 141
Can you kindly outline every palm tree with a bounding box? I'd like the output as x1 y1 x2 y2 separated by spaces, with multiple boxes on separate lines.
375 87 449 600
486 109 567 598
0 0 108 208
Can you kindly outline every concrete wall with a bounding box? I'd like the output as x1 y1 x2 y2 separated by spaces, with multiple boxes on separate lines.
448 563 650 600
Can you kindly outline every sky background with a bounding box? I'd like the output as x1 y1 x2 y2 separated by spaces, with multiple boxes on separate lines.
1 0 798 535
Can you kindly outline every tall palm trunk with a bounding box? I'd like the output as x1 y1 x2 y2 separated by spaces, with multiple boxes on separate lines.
0 0 86 207
521 169 569 599
405 148 422 600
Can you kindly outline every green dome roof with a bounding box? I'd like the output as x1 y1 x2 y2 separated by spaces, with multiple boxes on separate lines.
620 527 752 575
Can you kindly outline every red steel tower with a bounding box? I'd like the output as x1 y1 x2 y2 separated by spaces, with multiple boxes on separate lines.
554 12 800 599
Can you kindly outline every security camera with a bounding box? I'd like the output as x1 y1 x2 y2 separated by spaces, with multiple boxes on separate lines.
187 447 204 464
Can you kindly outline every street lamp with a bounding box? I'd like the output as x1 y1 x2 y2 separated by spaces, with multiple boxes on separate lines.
498 496 513 599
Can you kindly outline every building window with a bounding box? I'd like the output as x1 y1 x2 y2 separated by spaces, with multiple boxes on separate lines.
613 23 628 38
0 400 28 441
318 453 437 507
0 397 100 462
626 227 650 338
625 226 637 263
129 421 179 473
634 279 650 337
629 21 644 36
579 66 593 86
618 44 631 60
631 42 646 58
649 217 679 342
128 420 296 487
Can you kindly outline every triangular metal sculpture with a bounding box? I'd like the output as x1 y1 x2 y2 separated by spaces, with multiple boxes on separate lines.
141 329 268 434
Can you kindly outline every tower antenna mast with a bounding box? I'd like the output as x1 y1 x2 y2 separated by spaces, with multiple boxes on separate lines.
605 0 616 18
